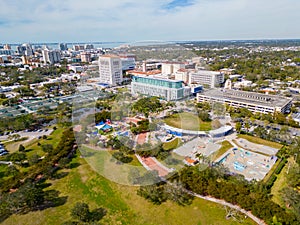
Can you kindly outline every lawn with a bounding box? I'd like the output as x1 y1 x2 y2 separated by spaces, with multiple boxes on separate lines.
4 137 29 153
237 134 283 149
271 158 292 207
164 112 212 131
4 127 65 157
24 127 65 158
263 159 281 183
3 155 255 225
211 141 233 161
162 138 182 151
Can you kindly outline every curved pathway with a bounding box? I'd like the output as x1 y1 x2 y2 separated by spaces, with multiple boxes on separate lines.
188 191 267 225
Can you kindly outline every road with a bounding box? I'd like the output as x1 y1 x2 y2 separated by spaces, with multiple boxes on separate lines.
0 129 53 142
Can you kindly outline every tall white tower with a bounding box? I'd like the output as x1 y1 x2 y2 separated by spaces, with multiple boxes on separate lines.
99 55 123 86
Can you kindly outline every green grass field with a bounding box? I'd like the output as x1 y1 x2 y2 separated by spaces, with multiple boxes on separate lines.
263 159 281 183
162 138 182 151
237 134 283 149
2 155 255 225
164 112 212 131
271 159 293 207
212 141 233 161
4 127 65 156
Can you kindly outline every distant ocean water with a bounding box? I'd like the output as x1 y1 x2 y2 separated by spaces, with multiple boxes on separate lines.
9 42 125 51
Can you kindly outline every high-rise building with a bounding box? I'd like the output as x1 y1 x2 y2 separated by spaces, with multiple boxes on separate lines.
3 44 11 50
0 49 14 55
161 62 185 75
17 45 26 55
59 43 68 51
42 49 61 64
73 45 84 51
81 52 91 63
84 44 94 50
23 43 34 56
17 43 33 56
99 55 123 86
120 54 136 71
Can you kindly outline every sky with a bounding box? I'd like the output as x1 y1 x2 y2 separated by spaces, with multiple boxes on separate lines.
0 0 299 43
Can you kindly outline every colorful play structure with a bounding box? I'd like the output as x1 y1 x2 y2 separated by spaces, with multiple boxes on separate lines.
95 120 113 133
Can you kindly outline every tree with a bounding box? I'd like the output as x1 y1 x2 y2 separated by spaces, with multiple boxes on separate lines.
41 144 53 153
235 122 242 133
198 111 211 122
18 144 25 152
137 183 167 205
164 181 193 206
71 202 90 222
4 165 19 177
28 153 40 166
112 151 133 163
244 121 250 133
70 202 106 223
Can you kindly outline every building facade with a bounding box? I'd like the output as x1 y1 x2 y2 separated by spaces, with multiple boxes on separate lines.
197 89 293 114
189 70 224 88
120 55 135 71
99 55 123 86
81 52 91 62
42 49 61 64
131 75 191 101
161 62 185 75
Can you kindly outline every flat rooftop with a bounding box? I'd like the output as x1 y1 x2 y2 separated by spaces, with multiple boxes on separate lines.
199 89 292 108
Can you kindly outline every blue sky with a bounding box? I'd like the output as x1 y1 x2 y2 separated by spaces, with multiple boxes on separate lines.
0 0 299 43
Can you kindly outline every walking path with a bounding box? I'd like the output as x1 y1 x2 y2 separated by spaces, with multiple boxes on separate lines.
135 154 172 177
188 190 267 225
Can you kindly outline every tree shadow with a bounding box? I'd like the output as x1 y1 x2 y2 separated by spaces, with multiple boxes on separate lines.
51 171 69 180
68 162 81 169
89 207 107 222
25 148 33 152
38 190 68 210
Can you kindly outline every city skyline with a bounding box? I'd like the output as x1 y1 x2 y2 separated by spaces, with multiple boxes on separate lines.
1 0 300 43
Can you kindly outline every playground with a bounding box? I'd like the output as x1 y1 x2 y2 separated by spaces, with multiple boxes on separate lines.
216 147 278 181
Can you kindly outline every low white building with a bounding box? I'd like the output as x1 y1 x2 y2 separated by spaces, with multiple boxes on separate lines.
189 70 224 88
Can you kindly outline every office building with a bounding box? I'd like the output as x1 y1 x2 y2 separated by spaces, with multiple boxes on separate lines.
161 62 185 75
197 89 293 114
120 54 136 71
3 44 11 50
84 44 94 50
23 43 34 56
42 49 61 64
59 43 68 51
174 69 190 83
131 75 191 101
73 45 84 51
0 49 14 55
81 52 91 63
99 55 123 86
189 70 224 88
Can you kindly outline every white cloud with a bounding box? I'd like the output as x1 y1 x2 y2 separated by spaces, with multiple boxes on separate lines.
0 0 299 42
